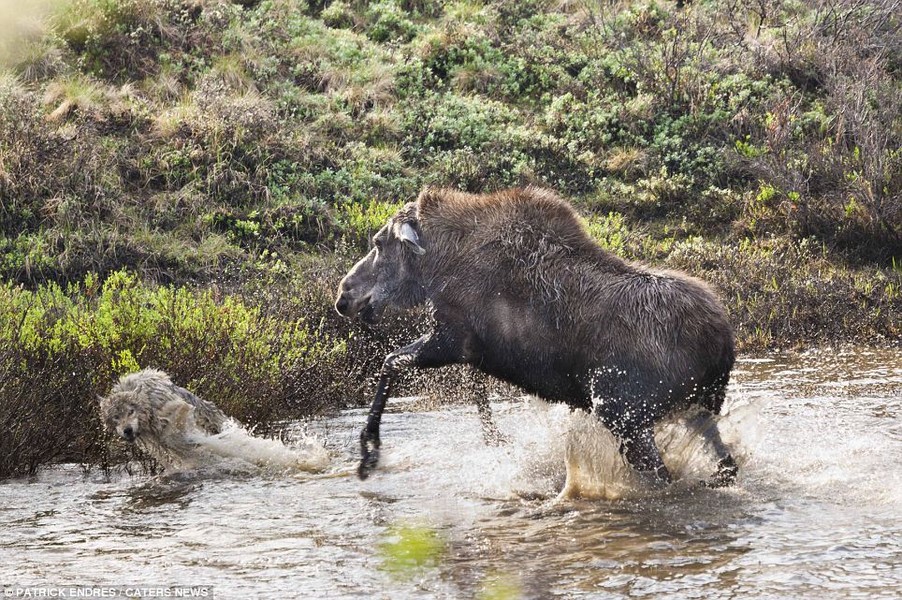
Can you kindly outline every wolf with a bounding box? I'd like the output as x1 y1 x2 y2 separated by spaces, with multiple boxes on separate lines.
99 368 229 467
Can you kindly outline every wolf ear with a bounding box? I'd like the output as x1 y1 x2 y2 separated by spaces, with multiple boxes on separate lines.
398 221 426 255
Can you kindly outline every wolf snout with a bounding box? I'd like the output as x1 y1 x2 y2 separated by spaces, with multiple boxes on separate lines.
122 426 135 441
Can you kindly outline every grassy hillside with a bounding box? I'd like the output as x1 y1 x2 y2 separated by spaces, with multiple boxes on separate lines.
0 0 900 475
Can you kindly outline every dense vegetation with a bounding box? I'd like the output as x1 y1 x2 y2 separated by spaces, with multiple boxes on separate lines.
1 0 900 476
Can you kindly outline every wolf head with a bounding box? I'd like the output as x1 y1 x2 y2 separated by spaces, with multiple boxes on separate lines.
98 391 148 442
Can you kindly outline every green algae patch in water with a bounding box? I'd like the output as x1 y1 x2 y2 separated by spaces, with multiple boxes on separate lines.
378 521 447 578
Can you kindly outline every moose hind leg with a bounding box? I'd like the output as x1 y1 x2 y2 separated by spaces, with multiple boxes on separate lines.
620 426 672 485
595 395 671 485
686 410 738 487
471 369 507 445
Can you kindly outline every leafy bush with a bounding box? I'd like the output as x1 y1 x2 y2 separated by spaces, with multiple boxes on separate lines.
365 0 419 43
336 199 405 246
51 0 178 80
667 236 902 347
0 267 353 477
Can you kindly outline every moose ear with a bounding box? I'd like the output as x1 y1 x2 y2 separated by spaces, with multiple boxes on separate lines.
398 222 426 255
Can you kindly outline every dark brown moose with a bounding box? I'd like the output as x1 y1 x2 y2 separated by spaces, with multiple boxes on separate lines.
335 187 737 486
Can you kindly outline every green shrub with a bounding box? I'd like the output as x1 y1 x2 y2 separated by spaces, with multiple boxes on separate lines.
399 92 551 190
321 1 356 29
0 267 354 477
365 0 419 43
667 236 902 348
336 199 405 246
583 211 632 256
51 0 173 80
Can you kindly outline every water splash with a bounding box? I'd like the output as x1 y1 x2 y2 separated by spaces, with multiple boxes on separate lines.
510 400 759 501
558 412 640 500
159 421 330 475
3 350 899 599
376 397 757 503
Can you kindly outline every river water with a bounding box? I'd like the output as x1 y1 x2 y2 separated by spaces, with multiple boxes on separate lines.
2 349 900 598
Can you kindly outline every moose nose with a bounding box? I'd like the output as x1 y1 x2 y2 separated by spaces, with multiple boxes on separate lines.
335 294 351 316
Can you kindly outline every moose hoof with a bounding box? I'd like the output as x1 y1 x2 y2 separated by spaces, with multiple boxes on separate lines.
636 464 673 488
357 448 380 480
704 455 738 488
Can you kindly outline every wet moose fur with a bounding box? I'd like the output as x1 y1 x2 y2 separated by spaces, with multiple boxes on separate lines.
336 187 737 485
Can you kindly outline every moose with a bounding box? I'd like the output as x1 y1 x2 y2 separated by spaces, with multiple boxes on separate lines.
335 187 738 486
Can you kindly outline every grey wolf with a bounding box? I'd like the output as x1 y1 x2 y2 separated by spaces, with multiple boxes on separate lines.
99 368 229 467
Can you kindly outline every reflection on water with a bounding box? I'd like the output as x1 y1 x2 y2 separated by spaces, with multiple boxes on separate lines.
1 348 900 598
118 478 199 512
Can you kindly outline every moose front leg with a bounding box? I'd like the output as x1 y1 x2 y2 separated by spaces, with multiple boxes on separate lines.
358 327 465 479
357 351 410 479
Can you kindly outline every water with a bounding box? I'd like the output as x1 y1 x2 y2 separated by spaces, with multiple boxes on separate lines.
2 349 900 598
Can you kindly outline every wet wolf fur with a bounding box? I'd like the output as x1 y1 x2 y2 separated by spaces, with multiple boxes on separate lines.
336 186 737 484
99 369 229 466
